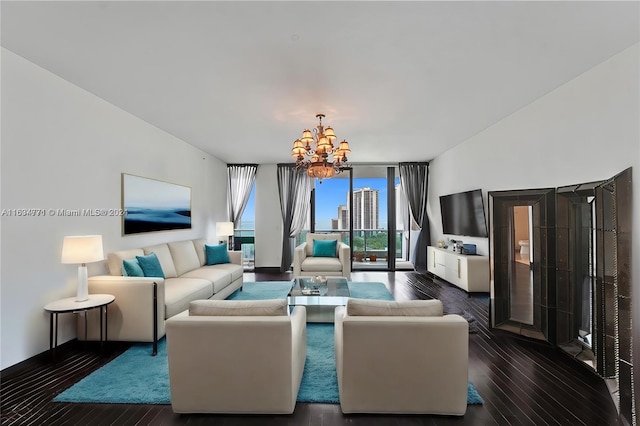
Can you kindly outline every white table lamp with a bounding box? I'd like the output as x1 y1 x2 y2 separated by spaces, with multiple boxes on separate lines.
216 221 234 248
61 235 104 302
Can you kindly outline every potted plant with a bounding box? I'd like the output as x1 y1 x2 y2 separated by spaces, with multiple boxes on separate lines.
369 254 377 262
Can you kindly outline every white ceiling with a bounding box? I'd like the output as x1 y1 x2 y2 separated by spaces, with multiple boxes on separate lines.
2 1 638 165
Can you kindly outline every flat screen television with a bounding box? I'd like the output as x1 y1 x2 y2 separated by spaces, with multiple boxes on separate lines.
440 189 488 238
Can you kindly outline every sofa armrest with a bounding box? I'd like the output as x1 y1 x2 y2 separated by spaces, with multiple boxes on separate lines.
80 276 166 344
290 306 307 396
334 306 346 395
293 242 308 276
338 242 351 280
228 250 242 266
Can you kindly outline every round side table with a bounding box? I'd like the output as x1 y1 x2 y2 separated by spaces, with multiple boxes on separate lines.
44 294 115 355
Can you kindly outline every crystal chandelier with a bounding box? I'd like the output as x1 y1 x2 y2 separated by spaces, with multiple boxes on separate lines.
291 113 351 180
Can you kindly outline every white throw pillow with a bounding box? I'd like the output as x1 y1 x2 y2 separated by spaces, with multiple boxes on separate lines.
346 298 443 316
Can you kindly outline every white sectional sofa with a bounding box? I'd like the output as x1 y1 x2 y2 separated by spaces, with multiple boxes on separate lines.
78 238 243 355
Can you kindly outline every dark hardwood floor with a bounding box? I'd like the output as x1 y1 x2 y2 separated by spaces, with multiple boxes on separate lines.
1 271 621 426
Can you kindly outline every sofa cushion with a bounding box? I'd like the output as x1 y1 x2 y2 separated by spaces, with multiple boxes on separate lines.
107 248 145 276
192 238 207 266
164 278 213 319
180 266 232 293
143 244 178 278
168 240 201 276
189 299 288 316
346 299 443 317
313 239 337 257
301 256 343 272
136 253 165 278
306 233 341 256
206 262 243 282
122 258 144 277
205 243 231 265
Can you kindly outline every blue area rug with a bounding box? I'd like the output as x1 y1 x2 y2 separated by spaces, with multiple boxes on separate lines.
54 281 483 406
298 323 339 403
227 281 293 300
348 281 395 300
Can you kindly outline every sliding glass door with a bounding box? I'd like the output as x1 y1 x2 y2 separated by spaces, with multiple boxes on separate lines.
304 165 416 271
350 166 390 270
312 172 351 247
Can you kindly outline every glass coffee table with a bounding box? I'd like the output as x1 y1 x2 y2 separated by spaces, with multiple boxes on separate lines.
288 276 350 323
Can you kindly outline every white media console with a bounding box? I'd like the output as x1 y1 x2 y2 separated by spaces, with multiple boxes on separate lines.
426 246 490 292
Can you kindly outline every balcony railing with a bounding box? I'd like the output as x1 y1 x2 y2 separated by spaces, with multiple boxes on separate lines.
297 229 407 261
236 228 411 270
233 229 255 269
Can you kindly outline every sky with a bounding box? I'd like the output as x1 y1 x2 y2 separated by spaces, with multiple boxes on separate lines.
314 177 390 230
123 174 191 209
241 177 398 230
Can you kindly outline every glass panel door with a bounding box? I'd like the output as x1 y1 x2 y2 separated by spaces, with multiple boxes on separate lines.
312 173 351 248
351 166 389 270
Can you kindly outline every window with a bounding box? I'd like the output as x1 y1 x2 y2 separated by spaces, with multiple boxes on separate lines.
237 185 255 269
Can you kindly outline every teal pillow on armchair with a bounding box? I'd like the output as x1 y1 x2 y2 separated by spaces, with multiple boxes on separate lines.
313 239 337 257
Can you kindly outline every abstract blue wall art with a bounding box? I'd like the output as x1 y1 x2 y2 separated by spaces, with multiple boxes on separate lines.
122 174 191 235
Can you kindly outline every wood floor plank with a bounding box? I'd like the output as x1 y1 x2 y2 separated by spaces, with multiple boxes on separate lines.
0 271 622 426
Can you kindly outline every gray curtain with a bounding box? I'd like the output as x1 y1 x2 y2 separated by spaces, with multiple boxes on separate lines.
396 181 411 260
227 164 258 226
399 162 430 271
277 164 313 272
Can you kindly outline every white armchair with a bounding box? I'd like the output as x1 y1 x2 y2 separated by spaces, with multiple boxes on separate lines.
334 299 469 415
166 300 307 414
293 233 351 280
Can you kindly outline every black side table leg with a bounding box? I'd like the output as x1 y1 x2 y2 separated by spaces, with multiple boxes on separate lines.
49 312 54 351
100 305 104 350
105 305 109 346
50 313 59 361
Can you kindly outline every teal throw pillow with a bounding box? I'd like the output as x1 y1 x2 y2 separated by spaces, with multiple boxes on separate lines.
205 243 231 265
313 239 337 257
122 258 144 277
135 253 165 278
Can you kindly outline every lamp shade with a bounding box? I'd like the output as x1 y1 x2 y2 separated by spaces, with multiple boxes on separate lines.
216 222 234 237
61 235 104 264
324 126 336 141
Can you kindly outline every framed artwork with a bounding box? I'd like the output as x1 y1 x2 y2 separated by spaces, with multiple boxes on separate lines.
122 173 192 235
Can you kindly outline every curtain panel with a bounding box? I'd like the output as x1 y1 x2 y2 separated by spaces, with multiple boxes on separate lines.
277 164 313 272
227 164 258 226
399 162 430 271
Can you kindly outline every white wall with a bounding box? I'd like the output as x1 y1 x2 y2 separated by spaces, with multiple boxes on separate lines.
429 44 639 256
0 49 228 369
254 164 283 268
428 44 639 414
